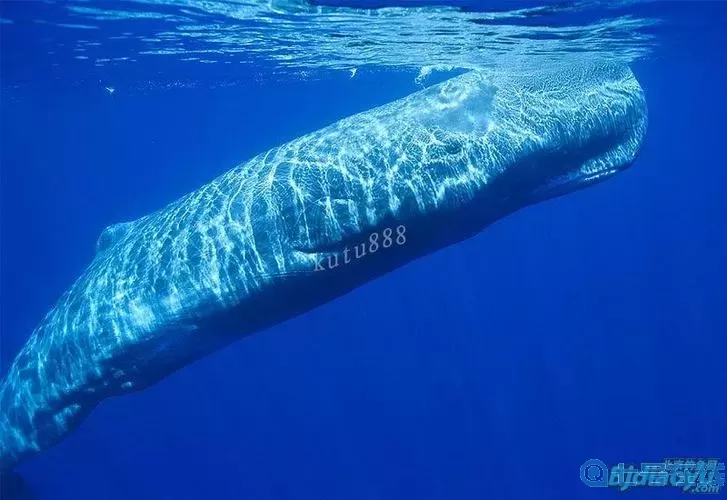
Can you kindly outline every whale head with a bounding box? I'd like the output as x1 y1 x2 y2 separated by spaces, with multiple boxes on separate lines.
282 63 648 262
417 64 648 215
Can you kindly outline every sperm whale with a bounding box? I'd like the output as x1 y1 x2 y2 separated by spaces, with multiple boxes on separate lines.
0 63 647 469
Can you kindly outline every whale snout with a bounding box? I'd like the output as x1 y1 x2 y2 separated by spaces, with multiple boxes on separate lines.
469 63 648 206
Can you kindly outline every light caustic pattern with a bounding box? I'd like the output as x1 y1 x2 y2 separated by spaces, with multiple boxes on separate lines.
0 63 647 470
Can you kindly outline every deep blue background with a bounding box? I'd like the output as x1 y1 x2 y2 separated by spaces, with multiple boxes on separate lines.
1 2 726 499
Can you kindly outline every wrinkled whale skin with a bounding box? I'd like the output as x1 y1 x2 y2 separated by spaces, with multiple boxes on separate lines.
0 64 647 469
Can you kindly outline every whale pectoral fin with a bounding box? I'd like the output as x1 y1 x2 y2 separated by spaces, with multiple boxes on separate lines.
95 221 135 253
99 322 209 393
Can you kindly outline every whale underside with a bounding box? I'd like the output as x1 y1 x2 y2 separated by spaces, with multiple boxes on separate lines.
0 63 647 470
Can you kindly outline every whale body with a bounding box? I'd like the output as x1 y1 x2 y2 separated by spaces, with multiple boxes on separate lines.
0 64 647 469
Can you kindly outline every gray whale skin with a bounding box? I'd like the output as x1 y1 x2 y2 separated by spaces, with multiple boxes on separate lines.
0 64 647 469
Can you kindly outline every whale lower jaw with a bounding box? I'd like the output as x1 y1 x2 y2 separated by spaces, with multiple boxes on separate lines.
539 167 622 200
522 145 643 206
0 63 648 471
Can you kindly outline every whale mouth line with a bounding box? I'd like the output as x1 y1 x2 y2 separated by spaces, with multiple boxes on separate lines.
557 167 620 191
523 167 623 205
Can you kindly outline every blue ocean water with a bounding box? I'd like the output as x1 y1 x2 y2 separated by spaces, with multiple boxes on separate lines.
0 1 725 499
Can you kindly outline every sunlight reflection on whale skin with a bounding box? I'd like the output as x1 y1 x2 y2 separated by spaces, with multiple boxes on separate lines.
0 63 647 470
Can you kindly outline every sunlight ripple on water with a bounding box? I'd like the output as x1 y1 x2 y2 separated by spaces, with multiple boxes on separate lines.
10 0 659 75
